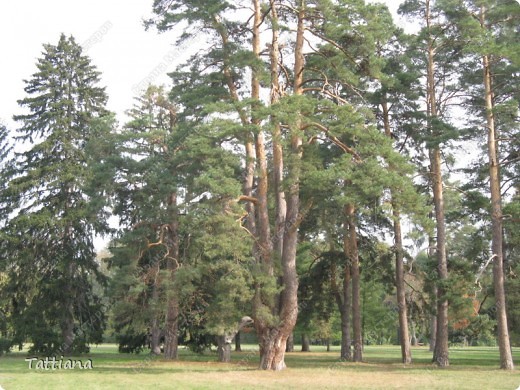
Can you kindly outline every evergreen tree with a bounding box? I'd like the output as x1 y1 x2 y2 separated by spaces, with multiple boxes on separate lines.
439 0 519 369
303 0 426 363
147 0 304 369
369 22 427 365
399 0 465 367
1 34 112 355
0 122 14 224
107 84 253 362
106 85 181 358
148 0 424 369
0 123 14 354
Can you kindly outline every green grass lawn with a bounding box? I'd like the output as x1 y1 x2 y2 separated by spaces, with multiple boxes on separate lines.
0 344 519 389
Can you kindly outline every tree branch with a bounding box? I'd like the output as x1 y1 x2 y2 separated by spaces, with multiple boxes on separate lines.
302 122 362 162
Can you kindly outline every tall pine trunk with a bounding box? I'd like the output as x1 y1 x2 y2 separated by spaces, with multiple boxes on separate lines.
481 10 514 368
150 265 162 355
345 203 362 362
270 0 286 259
426 0 449 367
382 99 412 364
340 265 352 361
393 208 412 363
331 251 351 361
164 193 180 360
253 0 303 370
431 148 449 367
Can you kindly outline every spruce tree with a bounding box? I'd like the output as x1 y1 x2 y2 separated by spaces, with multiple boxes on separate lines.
1 34 112 355
0 123 14 224
0 123 14 353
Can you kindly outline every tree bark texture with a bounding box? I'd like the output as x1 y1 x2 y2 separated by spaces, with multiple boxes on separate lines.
431 149 449 368
345 203 362 362
393 208 412 363
217 335 232 363
382 99 412 364
252 0 304 370
425 0 449 367
301 334 311 352
285 333 294 353
164 193 180 360
481 10 514 367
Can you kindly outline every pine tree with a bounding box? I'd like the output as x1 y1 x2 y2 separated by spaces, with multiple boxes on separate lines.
1 34 112 355
148 0 424 369
303 0 426 363
106 83 254 362
369 21 427 366
107 85 181 358
440 0 519 370
148 0 304 369
399 0 465 367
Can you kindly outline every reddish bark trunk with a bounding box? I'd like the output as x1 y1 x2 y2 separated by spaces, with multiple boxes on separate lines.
425 0 449 367
164 193 180 360
270 0 286 258
345 203 362 362
331 255 351 361
253 1 304 370
393 208 412 364
382 99 412 364
481 12 514 367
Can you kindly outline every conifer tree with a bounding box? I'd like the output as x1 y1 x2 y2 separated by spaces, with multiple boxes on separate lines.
0 123 13 224
1 34 112 354
147 0 424 369
399 0 464 367
439 0 519 370
0 123 14 353
370 29 426 364
107 85 181 358
303 0 426 363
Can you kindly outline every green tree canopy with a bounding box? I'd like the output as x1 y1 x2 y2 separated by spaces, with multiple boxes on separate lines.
0 34 113 355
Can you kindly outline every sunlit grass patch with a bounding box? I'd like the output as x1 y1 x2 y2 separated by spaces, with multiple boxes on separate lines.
0 344 519 389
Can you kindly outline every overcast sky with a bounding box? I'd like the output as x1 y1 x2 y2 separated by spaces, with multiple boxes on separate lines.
0 0 405 130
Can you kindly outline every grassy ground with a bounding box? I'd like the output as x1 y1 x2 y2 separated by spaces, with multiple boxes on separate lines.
0 344 519 389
